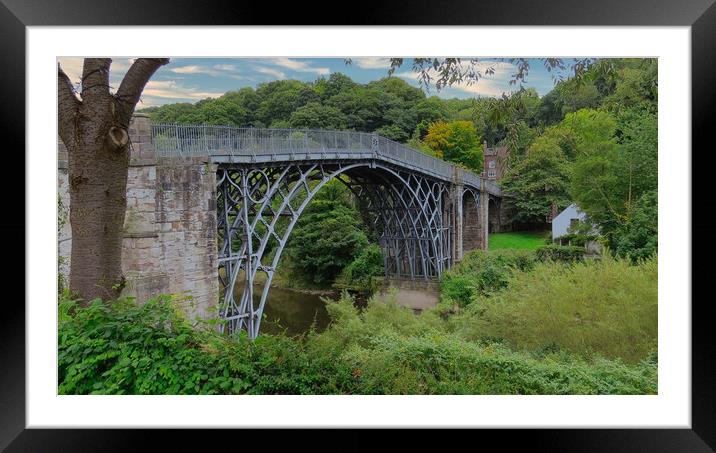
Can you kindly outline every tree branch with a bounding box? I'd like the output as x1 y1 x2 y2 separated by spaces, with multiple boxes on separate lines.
115 58 170 125
57 63 80 148
80 58 112 103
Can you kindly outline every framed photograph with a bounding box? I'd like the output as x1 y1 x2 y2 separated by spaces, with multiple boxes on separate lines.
2 0 712 449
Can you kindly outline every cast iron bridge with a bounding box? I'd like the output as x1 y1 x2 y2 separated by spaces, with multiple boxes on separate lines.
151 124 502 338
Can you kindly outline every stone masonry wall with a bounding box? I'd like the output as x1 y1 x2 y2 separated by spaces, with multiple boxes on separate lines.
58 114 219 322
462 194 485 252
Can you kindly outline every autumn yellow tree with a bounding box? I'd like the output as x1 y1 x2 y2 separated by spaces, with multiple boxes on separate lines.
423 120 484 172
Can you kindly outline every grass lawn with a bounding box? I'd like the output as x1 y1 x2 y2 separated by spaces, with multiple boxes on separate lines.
489 231 547 250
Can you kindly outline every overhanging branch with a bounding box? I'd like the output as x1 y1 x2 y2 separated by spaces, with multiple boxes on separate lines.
57 63 80 149
115 58 170 125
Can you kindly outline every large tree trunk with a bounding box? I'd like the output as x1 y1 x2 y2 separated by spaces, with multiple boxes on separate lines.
58 57 169 301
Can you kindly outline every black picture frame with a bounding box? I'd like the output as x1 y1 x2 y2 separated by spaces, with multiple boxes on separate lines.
1 0 712 450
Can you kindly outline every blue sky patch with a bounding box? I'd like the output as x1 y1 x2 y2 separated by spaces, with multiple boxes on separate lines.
58 57 573 108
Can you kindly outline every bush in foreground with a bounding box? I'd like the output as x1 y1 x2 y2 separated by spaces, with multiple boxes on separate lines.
58 288 657 395
535 244 586 262
310 294 656 394
58 296 351 395
453 255 657 363
440 249 537 306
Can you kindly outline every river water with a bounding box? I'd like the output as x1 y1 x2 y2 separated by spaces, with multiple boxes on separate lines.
233 284 364 336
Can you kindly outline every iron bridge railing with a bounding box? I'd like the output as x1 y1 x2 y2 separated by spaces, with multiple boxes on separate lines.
150 123 501 195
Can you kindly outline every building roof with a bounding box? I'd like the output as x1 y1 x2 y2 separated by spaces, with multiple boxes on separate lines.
553 203 584 223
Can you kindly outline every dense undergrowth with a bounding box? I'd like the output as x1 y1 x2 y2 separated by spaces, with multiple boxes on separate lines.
59 250 657 395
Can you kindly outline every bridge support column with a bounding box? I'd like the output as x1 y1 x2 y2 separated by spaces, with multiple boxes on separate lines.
480 180 490 250
450 182 464 263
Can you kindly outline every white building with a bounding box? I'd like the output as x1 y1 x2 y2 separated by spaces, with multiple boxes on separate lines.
552 203 589 245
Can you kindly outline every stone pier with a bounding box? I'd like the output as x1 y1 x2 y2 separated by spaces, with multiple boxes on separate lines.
448 172 492 261
57 114 219 321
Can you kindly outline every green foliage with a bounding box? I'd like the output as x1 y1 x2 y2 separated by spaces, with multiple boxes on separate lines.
615 190 657 261
58 196 69 293
143 74 428 143
454 255 657 363
58 295 352 395
313 291 656 394
536 245 586 262
334 244 384 292
570 109 657 246
500 144 571 224
287 181 369 285
58 255 657 395
288 102 348 130
423 120 484 171
603 59 658 114
560 108 618 158
440 249 537 306
560 219 600 248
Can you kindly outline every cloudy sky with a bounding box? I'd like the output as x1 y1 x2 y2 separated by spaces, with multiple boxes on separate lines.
57 57 572 108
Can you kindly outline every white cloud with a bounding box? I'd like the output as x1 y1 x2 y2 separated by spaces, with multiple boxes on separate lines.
352 57 392 69
142 80 225 101
169 63 245 80
252 66 286 80
267 58 330 75
170 65 220 76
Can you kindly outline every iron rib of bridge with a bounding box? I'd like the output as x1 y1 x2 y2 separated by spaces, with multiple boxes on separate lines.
151 124 500 338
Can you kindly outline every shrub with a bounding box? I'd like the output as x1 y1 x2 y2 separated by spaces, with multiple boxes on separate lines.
58 289 657 395
536 244 585 262
58 295 351 395
440 249 537 306
453 255 657 363
333 244 384 292
311 292 656 394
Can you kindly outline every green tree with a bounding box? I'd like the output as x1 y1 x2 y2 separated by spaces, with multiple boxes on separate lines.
500 146 571 224
603 59 658 114
287 181 369 285
536 79 603 126
327 87 386 132
288 102 348 130
615 190 657 261
314 72 357 99
195 92 249 125
255 80 313 126
423 121 484 171
570 109 656 246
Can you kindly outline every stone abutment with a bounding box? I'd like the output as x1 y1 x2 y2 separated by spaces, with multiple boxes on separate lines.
58 114 220 321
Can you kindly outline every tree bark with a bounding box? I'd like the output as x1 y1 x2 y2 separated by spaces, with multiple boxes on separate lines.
58 57 169 301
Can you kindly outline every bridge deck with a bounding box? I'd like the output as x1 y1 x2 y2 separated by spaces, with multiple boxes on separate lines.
151 124 501 196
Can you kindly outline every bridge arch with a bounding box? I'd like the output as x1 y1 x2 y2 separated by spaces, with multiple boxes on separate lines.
216 161 450 337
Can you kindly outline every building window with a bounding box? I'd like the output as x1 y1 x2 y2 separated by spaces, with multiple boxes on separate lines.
488 170 497 178
570 218 580 228
488 161 496 169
